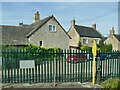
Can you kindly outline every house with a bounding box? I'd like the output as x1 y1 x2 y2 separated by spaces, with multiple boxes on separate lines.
1 11 70 49
104 27 120 50
68 19 102 49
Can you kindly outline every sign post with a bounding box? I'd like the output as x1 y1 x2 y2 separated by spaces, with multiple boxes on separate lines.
92 40 97 86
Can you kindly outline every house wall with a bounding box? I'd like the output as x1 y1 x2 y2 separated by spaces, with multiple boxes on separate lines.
68 27 80 47
29 18 69 49
81 37 101 47
104 35 120 50
68 27 101 48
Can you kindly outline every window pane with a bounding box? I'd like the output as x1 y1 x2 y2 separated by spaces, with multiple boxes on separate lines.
53 25 56 31
39 41 42 46
95 39 99 44
83 38 88 44
49 25 52 31
83 38 85 44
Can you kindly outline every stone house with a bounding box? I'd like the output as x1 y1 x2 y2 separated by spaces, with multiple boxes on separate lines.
68 19 102 49
104 27 120 50
1 11 70 49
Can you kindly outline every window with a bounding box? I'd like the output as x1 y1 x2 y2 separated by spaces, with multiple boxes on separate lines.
39 41 43 46
49 25 52 31
83 38 88 44
49 24 56 32
53 25 56 31
95 39 99 44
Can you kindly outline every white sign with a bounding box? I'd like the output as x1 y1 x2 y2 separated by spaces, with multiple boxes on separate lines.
20 60 35 69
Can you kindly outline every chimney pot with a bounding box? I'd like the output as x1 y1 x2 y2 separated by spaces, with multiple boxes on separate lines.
110 27 115 35
92 22 96 30
33 11 40 22
19 22 23 26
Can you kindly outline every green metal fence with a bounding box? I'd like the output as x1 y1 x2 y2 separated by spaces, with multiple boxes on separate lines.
2 48 120 84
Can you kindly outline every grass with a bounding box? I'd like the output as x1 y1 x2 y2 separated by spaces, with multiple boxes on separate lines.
100 77 120 89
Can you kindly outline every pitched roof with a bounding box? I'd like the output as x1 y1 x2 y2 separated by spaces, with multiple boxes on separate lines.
1 16 53 45
74 25 102 38
102 37 108 42
1 15 71 45
26 15 53 37
114 34 120 42
1 25 31 45
27 15 71 39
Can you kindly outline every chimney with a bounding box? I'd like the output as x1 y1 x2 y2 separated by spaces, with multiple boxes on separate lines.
33 11 40 22
71 19 75 27
92 22 96 30
110 27 115 35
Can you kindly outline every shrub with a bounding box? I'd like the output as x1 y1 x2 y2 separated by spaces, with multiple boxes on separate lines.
97 40 112 52
100 78 120 89
79 46 92 51
2 45 60 68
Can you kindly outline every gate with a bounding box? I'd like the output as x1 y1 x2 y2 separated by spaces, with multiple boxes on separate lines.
2 48 120 84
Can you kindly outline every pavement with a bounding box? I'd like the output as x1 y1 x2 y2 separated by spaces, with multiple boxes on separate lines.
1 82 103 89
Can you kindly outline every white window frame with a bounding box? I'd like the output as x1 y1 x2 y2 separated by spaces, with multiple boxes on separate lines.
48 24 56 32
83 37 88 44
38 41 43 47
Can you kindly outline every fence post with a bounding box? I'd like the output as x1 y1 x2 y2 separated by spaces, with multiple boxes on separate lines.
53 57 56 87
2 48 4 83
97 57 101 84
118 51 120 77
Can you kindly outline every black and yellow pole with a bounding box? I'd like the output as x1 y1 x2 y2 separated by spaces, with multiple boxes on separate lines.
92 40 97 86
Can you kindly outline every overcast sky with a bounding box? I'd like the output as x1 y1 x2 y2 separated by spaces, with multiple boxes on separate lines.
1 2 119 36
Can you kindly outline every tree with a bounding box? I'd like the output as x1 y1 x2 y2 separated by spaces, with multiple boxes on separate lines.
97 40 112 52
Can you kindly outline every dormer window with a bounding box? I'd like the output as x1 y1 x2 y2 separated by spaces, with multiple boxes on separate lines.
49 24 56 32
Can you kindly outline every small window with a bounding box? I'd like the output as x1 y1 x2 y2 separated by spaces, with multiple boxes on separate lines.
53 25 56 31
39 41 43 46
49 24 56 32
49 25 52 31
95 39 99 44
83 38 88 44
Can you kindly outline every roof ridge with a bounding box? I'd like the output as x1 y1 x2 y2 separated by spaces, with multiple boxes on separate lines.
74 24 101 38
113 34 120 42
31 15 53 26
27 15 53 37
75 25 93 29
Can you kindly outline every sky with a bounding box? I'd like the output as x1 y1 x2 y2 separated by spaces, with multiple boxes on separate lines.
0 2 119 37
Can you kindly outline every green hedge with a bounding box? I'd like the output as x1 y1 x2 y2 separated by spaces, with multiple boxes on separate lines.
78 40 112 52
2 45 61 69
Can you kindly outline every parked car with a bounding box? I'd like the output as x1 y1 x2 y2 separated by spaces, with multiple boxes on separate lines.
88 53 108 60
66 53 87 63
87 52 119 60
106 53 119 59
87 53 108 60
